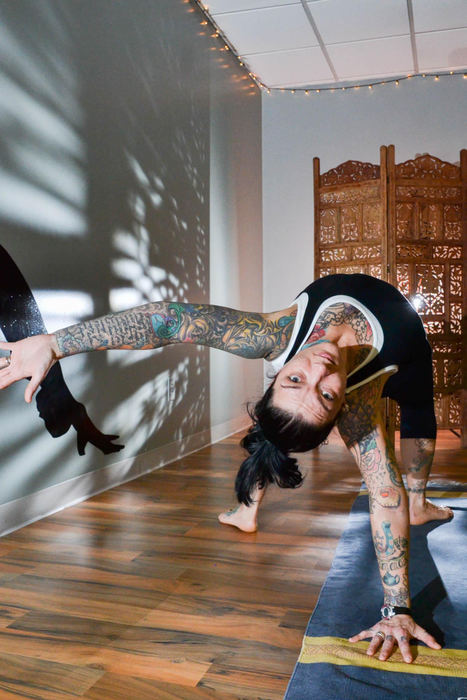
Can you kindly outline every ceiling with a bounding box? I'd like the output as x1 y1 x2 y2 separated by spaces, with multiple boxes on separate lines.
202 0 467 89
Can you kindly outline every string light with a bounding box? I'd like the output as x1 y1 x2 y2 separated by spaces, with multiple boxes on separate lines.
191 0 467 96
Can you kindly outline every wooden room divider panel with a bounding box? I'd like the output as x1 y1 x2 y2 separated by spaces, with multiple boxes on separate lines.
313 146 388 281
314 146 466 440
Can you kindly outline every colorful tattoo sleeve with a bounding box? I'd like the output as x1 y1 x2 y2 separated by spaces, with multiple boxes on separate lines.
55 302 296 360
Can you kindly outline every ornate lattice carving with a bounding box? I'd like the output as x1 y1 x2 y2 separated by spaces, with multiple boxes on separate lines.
396 264 410 296
450 304 462 334
444 205 462 239
449 264 463 297
433 246 462 259
352 245 380 261
397 245 426 258
341 206 359 241
321 184 379 205
395 203 415 238
432 340 462 355
415 264 444 315
316 148 464 432
420 203 442 239
362 203 383 240
369 264 382 278
396 154 459 180
443 357 462 388
448 393 461 425
396 186 460 200
321 248 348 263
424 320 444 334
321 160 380 186
320 209 338 244
434 395 444 424
338 264 367 274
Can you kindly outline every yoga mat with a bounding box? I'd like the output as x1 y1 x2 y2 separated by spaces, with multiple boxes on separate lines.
285 487 467 699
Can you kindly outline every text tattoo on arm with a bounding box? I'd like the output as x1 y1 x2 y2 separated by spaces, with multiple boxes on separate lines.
374 521 410 605
55 302 296 360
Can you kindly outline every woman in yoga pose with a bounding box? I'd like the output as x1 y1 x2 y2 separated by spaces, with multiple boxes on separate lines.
0 274 451 664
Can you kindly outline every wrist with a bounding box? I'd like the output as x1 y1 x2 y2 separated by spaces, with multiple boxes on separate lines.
49 333 62 360
381 604 412 620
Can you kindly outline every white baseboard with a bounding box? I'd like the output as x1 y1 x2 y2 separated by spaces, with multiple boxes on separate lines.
0 415 250 537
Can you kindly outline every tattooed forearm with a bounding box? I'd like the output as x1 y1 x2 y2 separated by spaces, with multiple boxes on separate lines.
55 302 296 360
338 375 410 606
374 521 410 606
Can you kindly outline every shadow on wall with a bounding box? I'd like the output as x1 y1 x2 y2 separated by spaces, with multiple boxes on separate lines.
0 0 212 499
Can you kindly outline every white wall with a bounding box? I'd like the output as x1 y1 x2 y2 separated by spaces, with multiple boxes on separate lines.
262 74 467 311
0 0 262 532
209 50 264 440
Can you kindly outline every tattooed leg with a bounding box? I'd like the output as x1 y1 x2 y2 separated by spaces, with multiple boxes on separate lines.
400 438 453 524
218 485 265 533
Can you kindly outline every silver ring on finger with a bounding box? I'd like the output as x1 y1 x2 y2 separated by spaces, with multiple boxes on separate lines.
375 631 385 641
1 356 10 369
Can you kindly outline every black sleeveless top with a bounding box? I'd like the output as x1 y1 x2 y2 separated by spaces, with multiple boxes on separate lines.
269 274 436 439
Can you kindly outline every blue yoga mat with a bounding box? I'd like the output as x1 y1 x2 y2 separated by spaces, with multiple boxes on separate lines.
285 487 467 700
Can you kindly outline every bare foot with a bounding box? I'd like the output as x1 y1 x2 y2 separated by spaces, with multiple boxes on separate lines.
409 499 454 525
218 505 258 533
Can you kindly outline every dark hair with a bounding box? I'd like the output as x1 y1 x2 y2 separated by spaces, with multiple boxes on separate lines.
235 382 335 505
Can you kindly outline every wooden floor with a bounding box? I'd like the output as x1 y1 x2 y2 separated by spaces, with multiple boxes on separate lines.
0 430 463 699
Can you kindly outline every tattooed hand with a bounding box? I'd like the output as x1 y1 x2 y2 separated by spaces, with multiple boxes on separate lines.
349 615 441 663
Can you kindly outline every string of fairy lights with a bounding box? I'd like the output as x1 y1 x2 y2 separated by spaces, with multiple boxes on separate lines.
191 0 467 95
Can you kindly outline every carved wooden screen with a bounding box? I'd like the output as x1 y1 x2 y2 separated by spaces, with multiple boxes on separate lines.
387 146 465 433
314 146 466 437
313 146 388 280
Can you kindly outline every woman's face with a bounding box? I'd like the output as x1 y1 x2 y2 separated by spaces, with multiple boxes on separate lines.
272 342 347 425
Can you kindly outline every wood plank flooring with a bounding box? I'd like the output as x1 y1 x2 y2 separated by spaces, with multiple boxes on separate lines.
0 430 463 699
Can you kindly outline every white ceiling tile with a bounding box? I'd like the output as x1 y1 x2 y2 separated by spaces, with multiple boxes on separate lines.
210 5 318 55
416 28 467 71
208 0 299 13
328 35 414 79
308 0 409 44
246 46 334 86
412 0 467 33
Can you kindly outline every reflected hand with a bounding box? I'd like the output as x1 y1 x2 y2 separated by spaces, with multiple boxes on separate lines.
349 614 441 663
0 335 59 402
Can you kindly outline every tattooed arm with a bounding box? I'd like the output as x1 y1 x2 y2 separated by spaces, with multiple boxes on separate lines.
0 302 296 402
337 376 440 662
